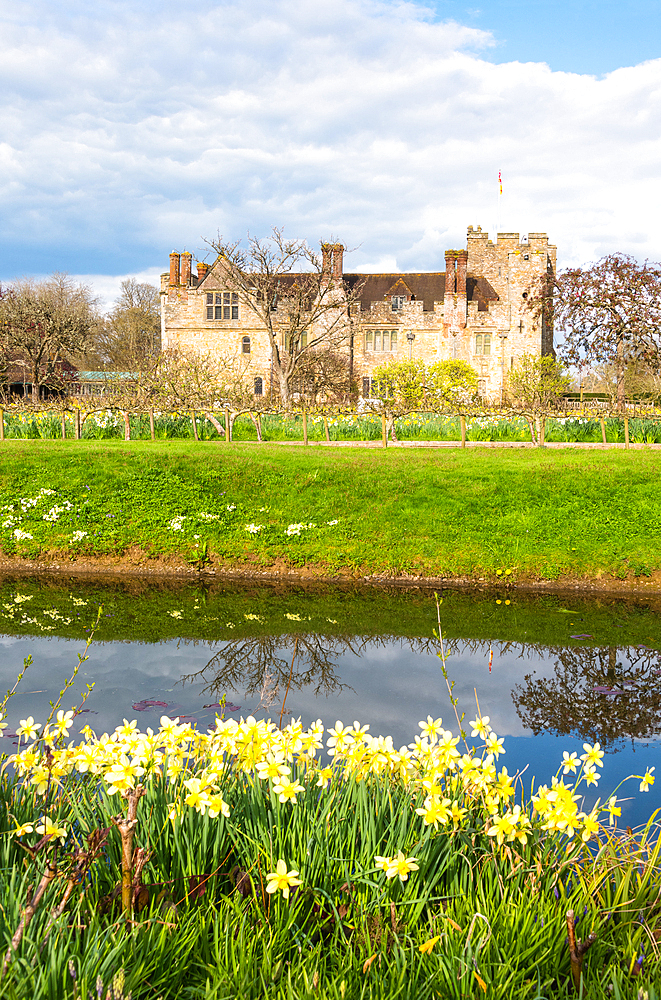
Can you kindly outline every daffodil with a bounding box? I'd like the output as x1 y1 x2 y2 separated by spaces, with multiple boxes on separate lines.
581 742 604 768
640 768 655 792
419 935 441 954
606 796 621 826
16 717 41 741
272 777 304 803
561 752 580 774
12 822 34 838
419 716 443 740
374 855 391 872
36 816 68 843
265 860 302 900
469 716 491 739
385 851 419 882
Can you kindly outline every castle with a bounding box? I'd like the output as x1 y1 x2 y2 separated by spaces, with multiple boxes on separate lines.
160 226 556 400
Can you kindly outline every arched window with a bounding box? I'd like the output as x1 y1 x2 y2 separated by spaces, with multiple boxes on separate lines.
254 376 263 396
242 336 251 354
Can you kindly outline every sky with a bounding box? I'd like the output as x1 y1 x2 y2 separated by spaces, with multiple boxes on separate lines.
1 0 660 309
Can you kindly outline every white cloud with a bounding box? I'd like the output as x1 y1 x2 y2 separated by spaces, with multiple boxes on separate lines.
1 0 661 302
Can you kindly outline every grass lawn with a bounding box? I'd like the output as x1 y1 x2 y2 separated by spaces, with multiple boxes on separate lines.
0 440 659 584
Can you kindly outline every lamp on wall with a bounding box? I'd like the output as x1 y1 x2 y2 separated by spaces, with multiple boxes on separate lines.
406 331 415 360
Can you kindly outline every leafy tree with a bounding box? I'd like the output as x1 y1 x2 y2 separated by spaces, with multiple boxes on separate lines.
426 359 479 409
0 274 97 401
204 228 364 406
507 353 571 445
530 253 661 409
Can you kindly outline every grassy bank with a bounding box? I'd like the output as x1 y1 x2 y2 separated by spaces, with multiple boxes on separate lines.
1 441 660 584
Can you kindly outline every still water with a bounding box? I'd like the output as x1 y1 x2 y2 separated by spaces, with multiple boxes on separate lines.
1 577 659 828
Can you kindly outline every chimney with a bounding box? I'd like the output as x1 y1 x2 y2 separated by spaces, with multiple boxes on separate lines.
321 243 332 282
455 249 468 328
169 251 180 286
444 250 456 328
197 261 210 282
180 252 192 286
332 244 344 283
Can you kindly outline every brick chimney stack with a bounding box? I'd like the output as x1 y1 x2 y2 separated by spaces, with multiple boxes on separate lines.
196 261 210 282
169 251 180 286
331 244 344 283
444 250 456 328
321 243 332 282
180 252 192 285
455 249 468 328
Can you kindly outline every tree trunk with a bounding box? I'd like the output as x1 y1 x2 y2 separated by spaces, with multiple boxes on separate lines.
539 416 545 447
323 415 330 443
249 412 263 442
381 412 387 449
624 416 629 449
302 407 308 445
526 417 538 445
204 411 224 437
149 409 155 440
123 412 130 441
0 409 4 442
191 411 199 441
616 334 626 412
75 409 81 440
600 416 607 445
61 412 66 440
224 408 231 443
460 414 466 448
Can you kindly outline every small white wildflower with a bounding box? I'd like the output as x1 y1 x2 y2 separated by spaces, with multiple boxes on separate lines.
169 516 185 531
286 523 304 536
69 531 88 544
245 523 263 534
327 519 338 526
13 529 33 541
168 610 183 619
226 504 236 511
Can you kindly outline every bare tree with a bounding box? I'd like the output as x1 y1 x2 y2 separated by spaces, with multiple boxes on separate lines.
204 229 364 406
529 254 661 410
0 274 97 401
87 279 160 370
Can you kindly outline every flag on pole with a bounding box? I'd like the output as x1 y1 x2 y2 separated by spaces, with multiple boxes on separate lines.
498 171 502 195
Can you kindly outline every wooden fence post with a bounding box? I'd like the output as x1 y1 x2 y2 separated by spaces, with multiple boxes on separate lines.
225 408 230 443
624 416 630 449
302 407 308 445
600 416 606 445
123 412 130 441
382 413 387 449
540 416 546 447
323 415 330 443
460 414 466 448
0 409 4 442
149 409 155 440
61 412 66 440
75 409 81 440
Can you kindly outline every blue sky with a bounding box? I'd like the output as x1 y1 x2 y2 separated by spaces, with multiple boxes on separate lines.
0 0 660 307
428 1 661 74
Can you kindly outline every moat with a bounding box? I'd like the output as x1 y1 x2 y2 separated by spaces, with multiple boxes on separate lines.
1 577 659 828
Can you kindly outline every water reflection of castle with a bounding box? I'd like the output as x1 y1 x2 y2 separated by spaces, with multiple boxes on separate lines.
180 633 661 749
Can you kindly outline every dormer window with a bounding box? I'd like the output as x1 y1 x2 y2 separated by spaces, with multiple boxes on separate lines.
391 295 406 312
206 292 239 320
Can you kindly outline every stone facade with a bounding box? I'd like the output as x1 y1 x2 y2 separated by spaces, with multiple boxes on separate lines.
160 226 556 400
